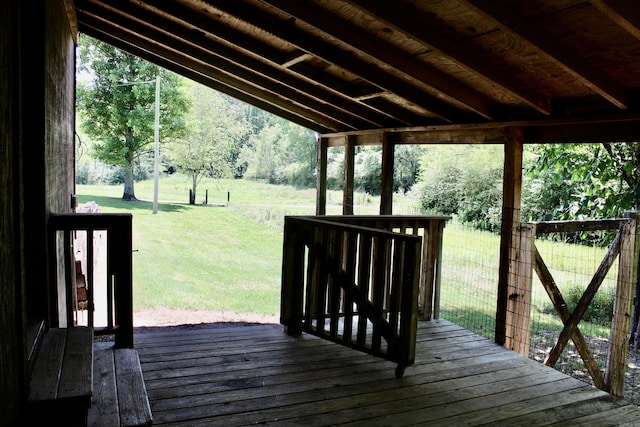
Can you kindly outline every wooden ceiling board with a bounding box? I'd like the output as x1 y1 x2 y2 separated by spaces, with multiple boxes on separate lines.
73 0 640 142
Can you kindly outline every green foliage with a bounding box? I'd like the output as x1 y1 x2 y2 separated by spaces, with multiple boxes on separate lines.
527 143 640 220
324 145 422 196
415 145 504 232
76 34 189 200
240 118 317 188
394 145 422 193
524 142 640 246
540 285 614 324
166 83 251 200
354 147 382 195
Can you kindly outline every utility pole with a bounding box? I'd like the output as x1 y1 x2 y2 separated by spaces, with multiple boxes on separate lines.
153 75 160 214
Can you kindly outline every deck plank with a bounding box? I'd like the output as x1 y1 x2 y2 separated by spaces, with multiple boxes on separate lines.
134 319 640 426
88 343 120 427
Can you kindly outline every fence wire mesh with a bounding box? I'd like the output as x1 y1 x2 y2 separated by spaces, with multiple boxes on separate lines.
438 221 640 404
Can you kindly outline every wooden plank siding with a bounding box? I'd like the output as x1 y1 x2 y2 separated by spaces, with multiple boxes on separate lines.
134 320 640 426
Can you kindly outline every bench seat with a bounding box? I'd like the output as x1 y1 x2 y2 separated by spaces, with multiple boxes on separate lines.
27 327 93 426
89 343 152 427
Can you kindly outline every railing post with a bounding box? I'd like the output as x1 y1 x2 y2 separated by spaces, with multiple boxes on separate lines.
281 218 304 335
113 215 133 348
397 238 421 377
420 219 446 320
606 216 637 396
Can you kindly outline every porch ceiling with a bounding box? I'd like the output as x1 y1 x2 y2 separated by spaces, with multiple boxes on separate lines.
73 0 640 142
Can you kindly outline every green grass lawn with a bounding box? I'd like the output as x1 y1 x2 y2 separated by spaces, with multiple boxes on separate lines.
77 175 617 338
78 178 289 316
76 175 393 316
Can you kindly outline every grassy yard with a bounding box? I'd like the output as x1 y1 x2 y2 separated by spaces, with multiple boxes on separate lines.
77 175 388 317
77 175 618 336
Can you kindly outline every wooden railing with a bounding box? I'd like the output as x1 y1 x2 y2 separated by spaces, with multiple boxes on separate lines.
318 215 449 320
281 215 448 377
48 213 133 348
507 214 638 397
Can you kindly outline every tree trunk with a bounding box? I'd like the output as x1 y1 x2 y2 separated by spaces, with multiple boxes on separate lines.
122 158 137 201
190 172 197 204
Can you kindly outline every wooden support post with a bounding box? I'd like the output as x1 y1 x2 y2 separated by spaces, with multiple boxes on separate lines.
606 216 637 396
380 133 394 215
495 127 523 346
316 136 328 215
504 223 534 355
343 135 355 215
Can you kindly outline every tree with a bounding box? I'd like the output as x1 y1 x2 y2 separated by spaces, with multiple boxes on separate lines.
526 143 640 220
240 116 317 187
414 145 503 231
76 35 189 200
167 83 251 203
394 145 422 193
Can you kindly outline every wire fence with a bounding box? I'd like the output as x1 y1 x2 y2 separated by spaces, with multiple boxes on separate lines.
438 220 640 405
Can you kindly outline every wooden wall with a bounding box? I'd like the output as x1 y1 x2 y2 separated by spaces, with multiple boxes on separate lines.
0 1 76 425
0 2 25 425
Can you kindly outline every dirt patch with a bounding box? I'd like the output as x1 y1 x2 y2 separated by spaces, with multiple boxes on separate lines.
133 307 279 328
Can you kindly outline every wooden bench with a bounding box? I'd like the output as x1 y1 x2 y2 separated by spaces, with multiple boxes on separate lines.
89 342 152 427
27 327 94 426
26 327 152 426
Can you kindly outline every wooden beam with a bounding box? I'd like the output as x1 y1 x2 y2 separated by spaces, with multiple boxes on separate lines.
495 127 523 346
138 0 399 128
208 0 473 123
463 0 629 109
379 134 394 215
316 137 328 215
63 0 78 44
322 114 640 146
345 0 551 116
262 0 497 120
75 2 368 131
589 0 640 42
343 136 355 215
280 51 312 68
76 12 342 132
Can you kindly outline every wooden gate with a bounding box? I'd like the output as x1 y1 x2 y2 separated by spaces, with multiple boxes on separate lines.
281 215 447 377
506 214 638 396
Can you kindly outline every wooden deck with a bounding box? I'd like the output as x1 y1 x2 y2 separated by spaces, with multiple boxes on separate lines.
134 319 640 426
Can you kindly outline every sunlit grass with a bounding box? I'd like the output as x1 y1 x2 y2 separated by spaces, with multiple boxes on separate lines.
77 176 616 342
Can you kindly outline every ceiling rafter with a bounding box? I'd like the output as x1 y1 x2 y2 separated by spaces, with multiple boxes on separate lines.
343 0 552 116
462 0 629 110
589 0 640 41
71 0 640 140
260 0 497 120
77 1 370 131
78 24 330 133
75 8 343 132
139 0 410 127
202 0 478 124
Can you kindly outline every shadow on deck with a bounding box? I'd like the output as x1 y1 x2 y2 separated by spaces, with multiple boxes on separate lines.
134 319 640 426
